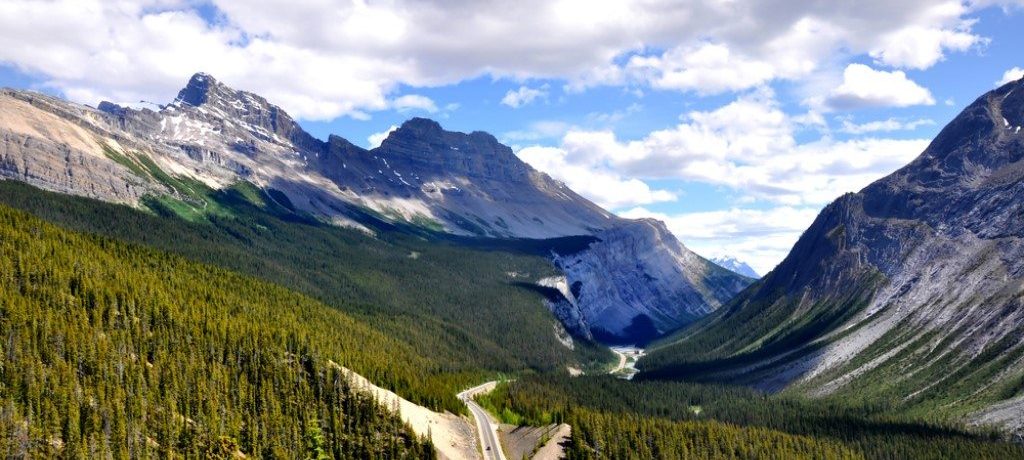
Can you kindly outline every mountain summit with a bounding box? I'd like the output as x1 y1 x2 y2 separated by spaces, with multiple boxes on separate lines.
710 255 759 279
643 76 1024 431
0 72 751 343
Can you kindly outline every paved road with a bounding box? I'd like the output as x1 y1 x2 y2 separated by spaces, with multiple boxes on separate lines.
458 382 507 460
609 346 645 380
609 348 628 374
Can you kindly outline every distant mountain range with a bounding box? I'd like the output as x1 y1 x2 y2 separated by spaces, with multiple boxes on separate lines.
643 74 1024 434
710 255 759 279
0 73 750 343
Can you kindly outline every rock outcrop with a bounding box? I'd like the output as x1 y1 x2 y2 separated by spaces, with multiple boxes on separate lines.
555 220 752 344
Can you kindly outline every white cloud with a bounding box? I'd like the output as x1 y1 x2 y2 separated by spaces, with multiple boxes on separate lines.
522 90 930 207
867 2 984 69
0 0 1011 120
625 43 782 95
501 85 548 108
391 94 438 113
997 66 1024 86
839 117 936 134
823 64 935 110
517 146 676 210
367 125 398 148
620 206 822 275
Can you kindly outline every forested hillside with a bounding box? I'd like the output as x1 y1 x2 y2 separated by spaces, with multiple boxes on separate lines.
0 203 438 458
0 180 612 392
477 374 1024 459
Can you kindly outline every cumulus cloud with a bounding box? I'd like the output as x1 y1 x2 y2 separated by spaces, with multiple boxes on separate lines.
823 64 937 109
517 146 676 210
867 2 984 69
839 117 936 134
620 206 822 275
521 90 930 207
501 85 548 108
625 43 782 95
823 64 935 110
997 66 1024 85
0 0 1011 120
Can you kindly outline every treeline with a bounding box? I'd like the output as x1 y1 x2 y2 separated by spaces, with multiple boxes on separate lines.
478 374 1024 459
0 180 613 406
0 203 437 457
566 409 857 460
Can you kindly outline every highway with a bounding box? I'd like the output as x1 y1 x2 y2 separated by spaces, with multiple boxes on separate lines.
609 346 645 380
458 382 507 460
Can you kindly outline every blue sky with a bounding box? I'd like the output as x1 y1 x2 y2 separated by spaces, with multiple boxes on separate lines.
1 0 1022 273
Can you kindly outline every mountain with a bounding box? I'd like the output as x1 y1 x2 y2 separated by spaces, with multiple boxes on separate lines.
710 255 759 279
547 220 752 344
642 75 1024 429
0 73 751 342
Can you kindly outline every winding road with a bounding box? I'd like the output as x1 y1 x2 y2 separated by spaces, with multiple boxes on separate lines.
458 382 507 460
609 346 645 380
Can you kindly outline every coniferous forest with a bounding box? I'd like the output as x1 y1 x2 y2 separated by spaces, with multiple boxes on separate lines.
0 202 438 457
4 178 1024 458
475 374 1024 459
0 180 612 410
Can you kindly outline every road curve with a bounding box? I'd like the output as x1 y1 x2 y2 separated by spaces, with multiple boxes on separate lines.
458 382 507 460
609 348 628 374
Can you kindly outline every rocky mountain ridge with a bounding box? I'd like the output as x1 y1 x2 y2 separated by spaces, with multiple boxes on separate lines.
642 75 1024 431
0 72 751 343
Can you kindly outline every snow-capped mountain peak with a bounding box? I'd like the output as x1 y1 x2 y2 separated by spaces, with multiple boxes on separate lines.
710 255 759 279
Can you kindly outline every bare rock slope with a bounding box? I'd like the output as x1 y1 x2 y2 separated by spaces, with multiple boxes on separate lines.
643 75 1024 429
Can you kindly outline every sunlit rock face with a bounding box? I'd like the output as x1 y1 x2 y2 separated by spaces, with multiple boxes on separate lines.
554 219 752 344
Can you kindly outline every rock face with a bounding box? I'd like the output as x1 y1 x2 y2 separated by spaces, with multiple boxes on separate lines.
554 220 753 344
643 76 1024 426
710 255 759 279
0 90 165 204
0 73 751 342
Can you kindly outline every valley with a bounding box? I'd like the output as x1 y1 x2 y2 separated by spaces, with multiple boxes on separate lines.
2 70 1024 459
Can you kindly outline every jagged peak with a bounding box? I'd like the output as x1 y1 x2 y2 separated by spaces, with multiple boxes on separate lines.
97 101 126 116
170 72 276 115
379 117 508 154
173 72 226 107
399 117 443 133
165 72 322 151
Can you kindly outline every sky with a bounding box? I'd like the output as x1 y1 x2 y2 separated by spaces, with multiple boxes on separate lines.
1 0 1022 274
